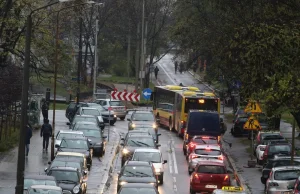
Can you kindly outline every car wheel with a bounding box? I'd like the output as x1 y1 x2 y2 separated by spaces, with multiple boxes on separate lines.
120 117 125 121
190 187 196 194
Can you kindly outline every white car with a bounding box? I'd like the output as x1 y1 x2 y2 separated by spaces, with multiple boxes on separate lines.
131 148 167 184
255 144 266 165
188 144 224 174
55 130 85 148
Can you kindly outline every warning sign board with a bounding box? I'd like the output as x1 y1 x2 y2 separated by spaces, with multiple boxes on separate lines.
243 116 261 130
244 101 262 113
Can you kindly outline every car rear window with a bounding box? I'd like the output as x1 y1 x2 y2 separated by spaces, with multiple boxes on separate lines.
187 113 220 132
195 149 221 156
197 165 225 174
193 138 218 144
119 188 157 194
269 145 291 154
110 101 124 106
274 169 300 180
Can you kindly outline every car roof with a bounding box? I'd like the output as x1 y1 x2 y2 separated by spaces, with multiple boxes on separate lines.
53 157 82 162
120 183 156 188
197 160 226 166
58 130 83 134
75 115 95 118
134 148 160 153
61 137 87 140
75 121 97 125
260 131 280 134
24 175 56 180
49 166 78 171
189 110 219 114
273 166 300 171
127 135 153 139
195 144 221 150
28 185 62 190
133 111 153 114
126 161 152 166
56 152 85 157
80 107 99 110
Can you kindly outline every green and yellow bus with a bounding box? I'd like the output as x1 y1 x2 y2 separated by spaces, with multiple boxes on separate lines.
152 85 220 137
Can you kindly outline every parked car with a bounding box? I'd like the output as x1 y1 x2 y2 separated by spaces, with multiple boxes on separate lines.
127 111 158 131
55 152 88 171
68 115 104 130
55 130 85 148
45 158 87 177
262 142 292 164
27 185 62 194
117 161 158 191
65 102 88 122
24 175 57 191
231 114 249 137
86 103 117 125
95 99 126 120
253 131 283 153
117 183 159 194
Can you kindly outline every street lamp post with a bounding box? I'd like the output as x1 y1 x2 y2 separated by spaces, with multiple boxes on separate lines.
15 1 75 193
140 0 145 91
93 19 99 100
51 0 97 162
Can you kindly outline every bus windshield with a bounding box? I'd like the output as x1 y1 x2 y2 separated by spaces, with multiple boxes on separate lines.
185 98 218 113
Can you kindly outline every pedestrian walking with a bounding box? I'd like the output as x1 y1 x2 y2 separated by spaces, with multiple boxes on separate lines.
41 99 49 123
175 61 178 74
40 119 52 152
25 124 33 157
154 66 159 80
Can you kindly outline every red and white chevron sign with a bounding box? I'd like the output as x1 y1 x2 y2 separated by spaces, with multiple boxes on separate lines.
110 91 140 102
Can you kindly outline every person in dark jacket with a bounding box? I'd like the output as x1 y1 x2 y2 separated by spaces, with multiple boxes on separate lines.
25 124 33 156
154 66 159 80
41 100 49 123
40 119 52 151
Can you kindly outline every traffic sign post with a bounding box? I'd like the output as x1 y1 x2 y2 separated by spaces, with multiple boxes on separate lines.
142 88 152 109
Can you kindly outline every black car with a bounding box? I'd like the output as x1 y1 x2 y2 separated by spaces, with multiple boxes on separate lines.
68 115 105 130
46 166 87 194
120 135 160 166
262 142 292 164
117 183 159 194
231 114 249 137
87 103 117 125
124 128 161 143
55 137 93 170
261 156 300 185
127 111 158 130
117 161 158 191
45 158 87 176
66 102 88 122
24 175 58 191
78 128 107 156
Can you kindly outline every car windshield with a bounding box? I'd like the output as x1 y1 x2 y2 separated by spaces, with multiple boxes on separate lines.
122 166 154 177
57 133 84 140
193 138 218 144
119 188 157 194
82 109 100 116
110 101 124 106
274 170 300 180
73 117 97 124
24 179 57 189
126 137 155 147
197 165 226 174
51 161 81 170
48 170 79 182
195 149 221 156
60 139 89 149
29 189 61 194
132 152 161 163
132 113 154 121
80 130 101 138
269 145 291 154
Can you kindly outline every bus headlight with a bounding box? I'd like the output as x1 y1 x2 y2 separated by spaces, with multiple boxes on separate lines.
131 123 136 128
153 123 157 128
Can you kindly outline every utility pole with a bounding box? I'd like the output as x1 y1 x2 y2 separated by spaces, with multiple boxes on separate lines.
144 20 148 87
77 17 83 104
126 34 131 91
140 0 145 91
93 19 99 100
135 23 140 91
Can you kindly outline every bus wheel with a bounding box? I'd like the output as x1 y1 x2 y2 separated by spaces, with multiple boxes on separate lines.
169 117 172 131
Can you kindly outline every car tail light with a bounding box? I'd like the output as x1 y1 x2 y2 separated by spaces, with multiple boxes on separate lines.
263 146 269 160
224 175 229 181
189 143 196 148
218 155 224 160
108 107 113 111
192 173 201 183
269 182 279 186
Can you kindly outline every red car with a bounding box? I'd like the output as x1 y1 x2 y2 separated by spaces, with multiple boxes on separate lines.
189 161 230 194
186 136 221 160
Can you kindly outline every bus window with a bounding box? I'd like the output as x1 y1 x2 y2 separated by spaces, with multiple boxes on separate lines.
184 98 218 113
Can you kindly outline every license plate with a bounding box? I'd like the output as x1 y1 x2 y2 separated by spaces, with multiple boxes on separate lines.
205 185 217 189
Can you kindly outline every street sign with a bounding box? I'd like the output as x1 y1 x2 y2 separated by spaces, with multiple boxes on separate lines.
243 116 261 130
142 88 152 100
244 100 262 113
111 91 140 102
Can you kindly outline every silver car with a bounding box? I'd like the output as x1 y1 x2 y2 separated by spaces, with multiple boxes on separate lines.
266 166 300 194
27 185 62 194
55 130 85 148
95 99 126 120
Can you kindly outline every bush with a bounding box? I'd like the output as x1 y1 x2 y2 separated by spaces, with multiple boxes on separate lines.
0 129 19 152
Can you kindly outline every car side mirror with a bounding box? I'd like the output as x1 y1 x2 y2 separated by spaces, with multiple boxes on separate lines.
66 122 70 125
55 144 60 148
163 160 167 164
157 133 161 136
120 143 124 146
127 118 131 121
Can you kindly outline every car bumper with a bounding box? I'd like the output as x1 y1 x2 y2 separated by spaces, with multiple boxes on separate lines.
267 188 292 194
114 112 126 117
102 117 117 123
191 182 229 192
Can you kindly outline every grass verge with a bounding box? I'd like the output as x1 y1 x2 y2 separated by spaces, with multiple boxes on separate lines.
0 129 19 152
49 102 68 110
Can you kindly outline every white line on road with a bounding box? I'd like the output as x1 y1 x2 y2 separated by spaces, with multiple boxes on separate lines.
157 62 177 85
173 176 177 192
168 152 173 174
171 147 178 174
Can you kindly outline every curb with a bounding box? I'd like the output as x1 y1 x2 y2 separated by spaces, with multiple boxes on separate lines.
187 70 215 91
98 137 121 194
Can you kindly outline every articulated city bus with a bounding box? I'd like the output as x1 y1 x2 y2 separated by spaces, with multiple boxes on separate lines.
151 85 220 137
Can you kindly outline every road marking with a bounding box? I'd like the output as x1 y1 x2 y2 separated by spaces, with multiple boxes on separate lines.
171 147 178 174
168 152 173 174
157 62 177 85
173 176 177 192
